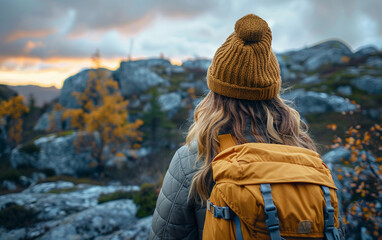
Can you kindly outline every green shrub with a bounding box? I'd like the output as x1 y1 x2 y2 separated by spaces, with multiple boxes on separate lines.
97 184 158 218
0 169 20 182
48 187 78 194
19 142 40 154
133 183 157 218
0 203 38 229
98 190 136 204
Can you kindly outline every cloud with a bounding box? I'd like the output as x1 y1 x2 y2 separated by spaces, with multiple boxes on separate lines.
0 0 381 65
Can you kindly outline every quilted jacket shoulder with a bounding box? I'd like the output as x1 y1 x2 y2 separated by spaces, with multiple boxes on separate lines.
150 142 206 240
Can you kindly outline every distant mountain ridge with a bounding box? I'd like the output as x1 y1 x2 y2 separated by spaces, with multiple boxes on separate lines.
8 85 60 107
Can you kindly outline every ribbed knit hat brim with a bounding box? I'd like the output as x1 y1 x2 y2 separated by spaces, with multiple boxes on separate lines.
207 14 281 100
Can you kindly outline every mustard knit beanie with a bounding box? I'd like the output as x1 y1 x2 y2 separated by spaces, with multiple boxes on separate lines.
207 14 281 100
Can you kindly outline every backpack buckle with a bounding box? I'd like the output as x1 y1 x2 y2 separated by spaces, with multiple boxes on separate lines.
264 204 280 232
207 199 234 220
324 205 335 231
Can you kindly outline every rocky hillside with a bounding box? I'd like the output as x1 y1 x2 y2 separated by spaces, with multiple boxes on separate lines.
1 39 381 239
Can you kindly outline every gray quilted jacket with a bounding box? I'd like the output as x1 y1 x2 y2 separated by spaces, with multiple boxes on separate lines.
149 142 206 240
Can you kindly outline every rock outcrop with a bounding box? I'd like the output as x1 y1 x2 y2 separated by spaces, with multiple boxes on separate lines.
283 90 357 115
59 69 112 108
0 182 150 240
11 132 101 175
350 75 382 94
114 60 170 97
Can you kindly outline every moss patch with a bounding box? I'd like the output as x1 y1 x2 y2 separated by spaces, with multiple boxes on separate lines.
98 190 136 204
55 130 75 137
47 187 79 194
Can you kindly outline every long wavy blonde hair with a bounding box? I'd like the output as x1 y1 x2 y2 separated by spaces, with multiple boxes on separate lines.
186 91 316 205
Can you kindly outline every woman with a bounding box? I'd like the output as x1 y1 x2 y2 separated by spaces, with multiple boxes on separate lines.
150 14 340 240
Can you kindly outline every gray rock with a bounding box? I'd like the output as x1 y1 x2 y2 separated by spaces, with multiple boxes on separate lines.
115 61 170 97
283 90 357 115
182 59 211 71
157 92 183 117
24 181 75 193
34 111 64 132
283 40 352 71
352 46 379 59
366 56 382 68
344 67 362 76
34 113 50 131
38 200 137 240
59 69 112 109
11 132 101 176
305 49 347 71
2 180 17 190
0 183 139 222
95 216 152 240
301 75 321 85
336 85 352 96
322 147 351 170
165 65 185 75
351 75 382 94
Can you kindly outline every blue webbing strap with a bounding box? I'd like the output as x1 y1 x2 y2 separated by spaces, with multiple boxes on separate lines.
260 184 284 240
234 215 244 240
207 199 243 240
321 186 340 240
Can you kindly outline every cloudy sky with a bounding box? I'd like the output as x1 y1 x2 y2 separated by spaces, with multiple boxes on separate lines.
0 0 381 88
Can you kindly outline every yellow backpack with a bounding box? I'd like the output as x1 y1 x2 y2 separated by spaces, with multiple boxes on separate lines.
203 134 340 240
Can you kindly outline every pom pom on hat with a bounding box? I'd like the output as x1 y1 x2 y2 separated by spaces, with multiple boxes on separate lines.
234 14 270 43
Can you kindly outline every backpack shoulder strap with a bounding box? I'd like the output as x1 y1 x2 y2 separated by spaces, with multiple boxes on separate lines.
218 134 236 152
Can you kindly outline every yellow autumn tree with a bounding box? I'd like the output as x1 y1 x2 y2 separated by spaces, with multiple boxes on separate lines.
327 105 382 238
62 50 143 172
0 96 29 147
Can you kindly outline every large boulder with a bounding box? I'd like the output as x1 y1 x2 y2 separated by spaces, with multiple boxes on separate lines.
59 69 112 108
283 40 352 71
283 90 357 115
114 60 170 97
351 75 382 94
10 132 101 176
